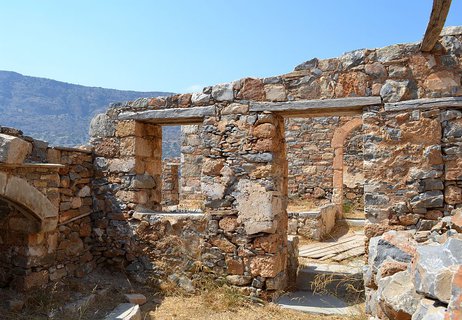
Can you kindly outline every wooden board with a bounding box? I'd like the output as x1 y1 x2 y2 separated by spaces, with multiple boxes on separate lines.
299 234 357 251
299 238 362 257
331 247 365 262
303 241 364 259
299 234 365 262
299 234 363 255
421 0 452 52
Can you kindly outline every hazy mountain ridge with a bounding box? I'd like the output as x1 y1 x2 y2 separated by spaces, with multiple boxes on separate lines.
0 70 181 157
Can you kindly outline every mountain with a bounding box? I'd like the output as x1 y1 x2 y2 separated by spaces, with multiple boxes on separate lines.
0 70 181 158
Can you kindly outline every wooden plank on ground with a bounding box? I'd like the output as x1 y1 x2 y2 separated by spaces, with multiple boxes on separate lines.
299 236 363 255
302 241 364 259
318 254 337 261
331 246 365 262
298 235 359 255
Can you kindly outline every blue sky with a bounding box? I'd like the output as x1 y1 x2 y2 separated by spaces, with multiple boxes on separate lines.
0 0 461 93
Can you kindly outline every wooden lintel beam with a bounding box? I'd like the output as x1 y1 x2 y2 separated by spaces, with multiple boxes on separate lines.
421 0 452 52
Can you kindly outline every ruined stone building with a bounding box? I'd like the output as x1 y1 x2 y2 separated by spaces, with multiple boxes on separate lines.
1 20 462 319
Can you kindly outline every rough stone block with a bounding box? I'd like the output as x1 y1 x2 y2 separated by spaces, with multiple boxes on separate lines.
237 78 265 101
211 83 234 101
236 179 277 235
410 191 444 209
108 159 136 173
115 121 137 137
445 185 462 205
248 253 285 278
380 80 410 103
0 133 32 164
89 113 115 138
191 92 211 105
413 238 462 303
124 294 147 305
377 270 422 320
264 84 287 102
411 298 446 320
368 231 416 271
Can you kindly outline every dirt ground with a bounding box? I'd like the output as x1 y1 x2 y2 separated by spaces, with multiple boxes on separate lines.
0 270 162 320
0 270 364 320
150 294 360 320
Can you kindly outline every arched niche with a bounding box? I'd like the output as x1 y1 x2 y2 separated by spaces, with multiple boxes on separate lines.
0 172 58 232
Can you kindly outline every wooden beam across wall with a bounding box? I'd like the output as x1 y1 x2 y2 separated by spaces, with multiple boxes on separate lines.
421 0 452 52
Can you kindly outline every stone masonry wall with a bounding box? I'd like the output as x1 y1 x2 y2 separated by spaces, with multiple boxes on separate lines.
285 116 363 209
161 159 180 206
180 124 204 210
343 125 364 213
361 105 462 234
0 127 95 290
180 116 364 212
362 105 462 319
88 27 462 301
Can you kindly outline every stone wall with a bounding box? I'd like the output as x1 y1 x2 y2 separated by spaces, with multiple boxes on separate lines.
179 116 365 212
0 26 461 315
88 27 462 302
90 105 290 296
285 116 363 209
363 107 460 232
288 204 338 240
0 127 95 290
343 125 364 213
180 125 204 210
161 159 179 206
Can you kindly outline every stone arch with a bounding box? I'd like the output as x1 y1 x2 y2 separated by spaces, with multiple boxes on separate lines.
331 118 363 217
0 172 58 232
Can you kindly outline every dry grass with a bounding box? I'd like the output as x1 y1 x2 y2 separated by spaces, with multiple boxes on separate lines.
149 294 347 320
151 275 361 320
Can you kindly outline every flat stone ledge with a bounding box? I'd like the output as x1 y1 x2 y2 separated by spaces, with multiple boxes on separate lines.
0 163 65 169
52 146 93 154
289 211 320 219
384 97 462 112
249 97 382 116
118 106 216 124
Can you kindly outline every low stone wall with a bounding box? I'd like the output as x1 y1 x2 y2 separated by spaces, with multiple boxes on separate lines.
288 204 338 240
120 213 208 286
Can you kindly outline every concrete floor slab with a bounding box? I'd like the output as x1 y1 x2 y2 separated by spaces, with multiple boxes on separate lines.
276 291 361 316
